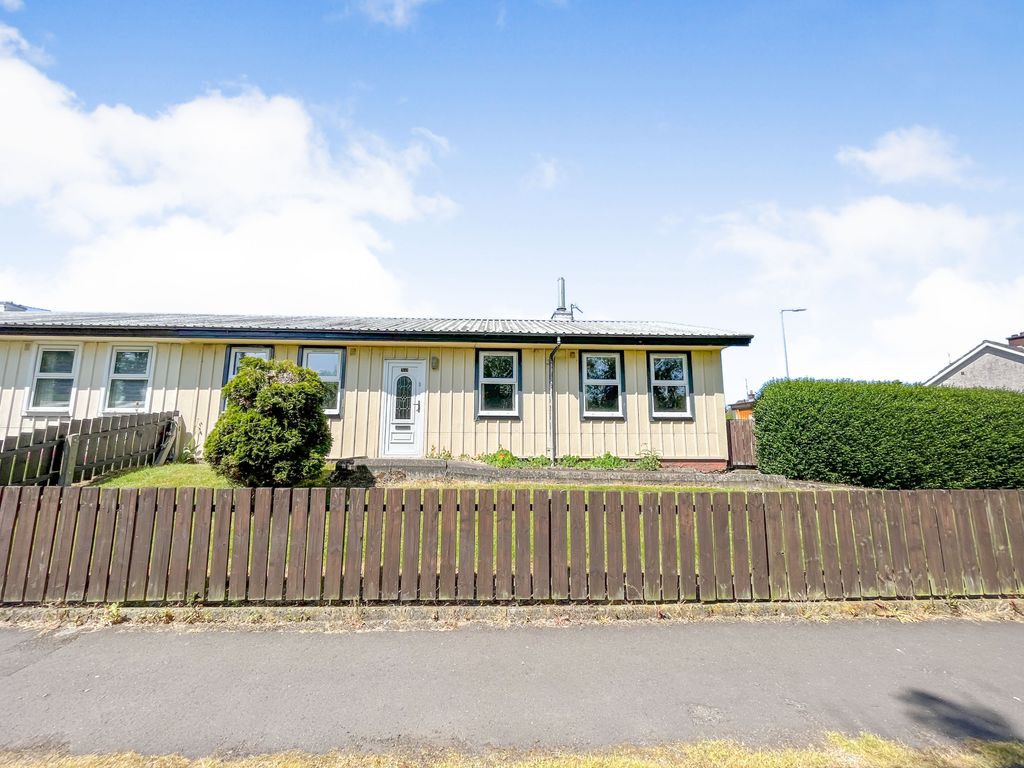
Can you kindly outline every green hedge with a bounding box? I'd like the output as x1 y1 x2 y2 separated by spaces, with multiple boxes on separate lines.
753 379 1024 489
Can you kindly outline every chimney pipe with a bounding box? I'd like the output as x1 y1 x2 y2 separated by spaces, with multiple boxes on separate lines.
556 277 566 311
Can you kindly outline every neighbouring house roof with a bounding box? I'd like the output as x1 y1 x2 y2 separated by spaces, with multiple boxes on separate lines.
0 301 48 312
923 340 1024 386
0 312 753 346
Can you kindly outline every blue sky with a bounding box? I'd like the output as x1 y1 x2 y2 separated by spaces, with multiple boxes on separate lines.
1 0 1022 400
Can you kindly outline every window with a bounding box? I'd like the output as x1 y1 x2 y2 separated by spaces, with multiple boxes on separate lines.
28 346 79 412
581 352 623 417
106 347 153 412
649 353 691 418
301 348 345 415
226 346 272 381
477 351 518 417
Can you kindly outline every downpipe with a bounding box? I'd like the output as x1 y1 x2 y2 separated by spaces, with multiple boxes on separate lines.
547 335 562 464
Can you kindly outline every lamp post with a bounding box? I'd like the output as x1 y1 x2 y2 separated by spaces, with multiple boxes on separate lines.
780 308 807 379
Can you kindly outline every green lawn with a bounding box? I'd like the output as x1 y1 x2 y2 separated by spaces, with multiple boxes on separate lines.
93 463 753 494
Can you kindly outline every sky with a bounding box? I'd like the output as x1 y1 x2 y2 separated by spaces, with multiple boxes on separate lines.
1 0 1022 401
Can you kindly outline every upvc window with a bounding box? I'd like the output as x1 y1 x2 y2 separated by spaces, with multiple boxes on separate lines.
226 346 272 381
301 348 345 415
106 346 154 412
649 353 691 418
478 351 518 416
29 346 79 413
581 351 623 417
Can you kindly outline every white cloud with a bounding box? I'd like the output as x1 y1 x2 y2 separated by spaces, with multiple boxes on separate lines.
0 25 454 314
524 157 565 190
701 195 1022 393
356 0 431 27
837 126 971 185
0 0 24 12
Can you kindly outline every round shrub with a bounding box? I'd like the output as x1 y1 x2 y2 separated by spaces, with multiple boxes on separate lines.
204 357 333 487
753 379 1024 489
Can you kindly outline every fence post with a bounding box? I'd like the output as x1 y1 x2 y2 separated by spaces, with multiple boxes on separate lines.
58 433 81 486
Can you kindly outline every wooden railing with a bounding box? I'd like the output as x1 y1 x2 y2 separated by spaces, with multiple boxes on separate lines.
0 412 179 487
1 487 1022 605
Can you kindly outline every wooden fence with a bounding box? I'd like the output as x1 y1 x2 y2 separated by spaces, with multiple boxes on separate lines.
726 419 757 468
0 412 178 487
1 486 1023 606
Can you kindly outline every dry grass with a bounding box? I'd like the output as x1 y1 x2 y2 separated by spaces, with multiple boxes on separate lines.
1 735 1023 768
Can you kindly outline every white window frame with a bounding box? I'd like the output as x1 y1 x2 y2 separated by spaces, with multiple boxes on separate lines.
581 351 624 418
103 345 155 414
649 352 692 419
477 350 519 417
301 347 345 416
226 345 273 382
25 343 81 416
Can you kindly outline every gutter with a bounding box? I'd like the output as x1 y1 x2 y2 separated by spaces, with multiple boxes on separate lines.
547 335 562 464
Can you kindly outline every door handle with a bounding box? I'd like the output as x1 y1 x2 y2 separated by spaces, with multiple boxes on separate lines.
416 401 421 413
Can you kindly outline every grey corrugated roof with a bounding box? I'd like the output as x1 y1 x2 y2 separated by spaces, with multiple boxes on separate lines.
0 312 752 345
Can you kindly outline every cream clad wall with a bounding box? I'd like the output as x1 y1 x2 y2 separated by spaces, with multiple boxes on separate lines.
0 338 727 460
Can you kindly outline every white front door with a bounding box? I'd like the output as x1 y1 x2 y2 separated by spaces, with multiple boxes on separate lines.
380 360 427 457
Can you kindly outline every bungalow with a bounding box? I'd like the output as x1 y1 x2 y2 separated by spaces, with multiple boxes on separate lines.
0 290 752 470
924 332 1024 393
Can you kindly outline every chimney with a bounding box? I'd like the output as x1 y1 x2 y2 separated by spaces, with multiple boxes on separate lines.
551 277 574 320
1009 331 1024 349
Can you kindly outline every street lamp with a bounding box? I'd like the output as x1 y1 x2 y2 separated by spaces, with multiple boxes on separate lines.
780 308 807 379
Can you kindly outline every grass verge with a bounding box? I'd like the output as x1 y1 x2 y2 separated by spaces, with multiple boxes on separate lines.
2 734 1023 767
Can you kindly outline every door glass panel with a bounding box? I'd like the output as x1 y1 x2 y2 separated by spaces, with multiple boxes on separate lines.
394 375 412 420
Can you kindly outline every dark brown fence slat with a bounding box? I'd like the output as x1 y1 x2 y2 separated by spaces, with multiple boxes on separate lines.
1002 491 1024 593
24 486 62 603
145 487 173 601
532 490 551 600
933 490 964 595
85 489 118 603
569 490 587 600
967 490 1000 596
185 488 213 602
745 493 769 601
456 489 475 600
549 490 569 600
797 491 824 601
695 492 716 601
3 487 38 603
380 489 403 601
987 493 1015 596
899 491 931 597
207 489 233 602
418 489 438 601
815 492 843 600
831 491 860 598
438 489 458 601
514 489 532 600
729 493 751 601
763 492 787 600
660 493 679 602
916 491 947 596
849 490 878 598
865 491 895 598
166 488 194 602
341 488 366 601
105 488 137 604
400 488 422 602
950 490 982 595
623 491 642 601
588 491 607 601
228 489 252 602
286 488 310 601
780 492 804 601
323 488 346 601
362 488 385 601
882 490 913 598
712 492 733 601
247 488 273 601
476 489 495 601
265 488 292 602
126 488 156 603
494 489 513 600
678 492 698 601
66 487 100 603
604 491 625 601
640 492 660 601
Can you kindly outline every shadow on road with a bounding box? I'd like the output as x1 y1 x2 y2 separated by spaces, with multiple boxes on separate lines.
899 688 1020 742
